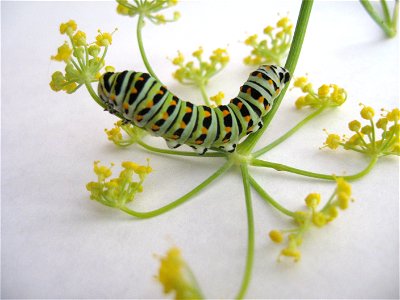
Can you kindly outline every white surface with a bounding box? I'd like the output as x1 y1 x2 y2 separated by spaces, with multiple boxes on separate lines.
1 0 399 299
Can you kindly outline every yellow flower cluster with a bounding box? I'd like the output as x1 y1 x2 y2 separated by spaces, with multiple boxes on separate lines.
104 121 147 147
156 247 204 299
50 20 115 94
243 17 293 66
323 105 399 157
172 47 229 86
86 160 152 208
209 91 225 107
269 178 352 262
116 0 180 24
293 76 347 109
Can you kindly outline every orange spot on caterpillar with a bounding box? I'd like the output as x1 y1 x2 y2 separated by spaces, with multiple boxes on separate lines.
201 127 208 134
180 121 186 129
171 100 177 106
137 77 144 81
237 102 243 109
146 101 154 108
258 96 264 103
204 111 211 118
275 88 280 95
131 87 137 94
246 87 252 94
186 107 192 113
257 73 262 78
151 125 160 131
225 127 231 133
163 112 169 119
244 115 251 122
222 110 230 117
268 79 273 85
195 140 204 145
123 103 129 110
136 115 144 121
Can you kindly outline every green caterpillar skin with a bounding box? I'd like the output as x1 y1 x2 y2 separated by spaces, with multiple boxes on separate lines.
98 65 290 154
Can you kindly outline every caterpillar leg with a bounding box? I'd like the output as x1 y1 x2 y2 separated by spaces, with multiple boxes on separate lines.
219 143 237 153
165 139 182 149
190 145 208 155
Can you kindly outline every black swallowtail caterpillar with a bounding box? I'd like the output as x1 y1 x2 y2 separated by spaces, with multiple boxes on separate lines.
98 65 290 154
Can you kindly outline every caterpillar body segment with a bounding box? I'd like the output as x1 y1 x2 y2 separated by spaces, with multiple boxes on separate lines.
98 65 290 154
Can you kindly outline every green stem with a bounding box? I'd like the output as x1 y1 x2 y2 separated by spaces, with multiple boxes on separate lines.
119 161 233 218
253 106 325 157
238 0 314 155
250 155 378 181
198 82 211 106
137 139 226 157
85 81 106 108
235 164 255 300
381 0 392 23
248 175 296 218
360 0 397 37
137 14 161 81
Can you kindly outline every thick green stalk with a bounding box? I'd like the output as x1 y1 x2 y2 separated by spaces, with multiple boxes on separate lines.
250 155 379 181
235 164 255 300
253 106 325 157
237 0 314 155
137 14 161 81
359 0 397 37
137 140 226 157
249 175 296 218
119 161 233 218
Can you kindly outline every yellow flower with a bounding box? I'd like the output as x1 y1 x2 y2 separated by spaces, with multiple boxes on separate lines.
59 20 77 35
277 17 290 28
244 34 258 45
157 247 203 299
51 42 72 62
192 47 203 59
317 84 330 97
105 126 122 143
336 177 352 197
172 51 184 65
305 193 321 208
312 212 327 227
337 192 350 209
263 25 274 34
96 32 113 47
324 133 341 149
116 4 130 15
269 230 284 243
93 161 113 179
348 120 361 132
280 248 301 262
360 105 375 120
72 30 87 46
293 77 308 88
210 91 224 106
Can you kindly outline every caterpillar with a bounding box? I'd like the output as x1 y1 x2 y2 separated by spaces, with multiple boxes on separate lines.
98 65 290 154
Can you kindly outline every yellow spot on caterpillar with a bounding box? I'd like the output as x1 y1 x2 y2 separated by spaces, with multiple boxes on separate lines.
225 127 231 133
222 110 230 117
131 87 137 94
157 90 164 95
123 103 129 110
265 104 271 110
275 88 280 95
171 100 177 106
146 101 154 108
163 112 169 119
257 73 262 78
258 96 264 103
202 127 208 134
204 111 211 118
247 126 254 132
195 140 204 145
180 121 186 129
268 79 273 85
244 115 251 122
137 77 144 81
265 66 270 71
186 107 192 113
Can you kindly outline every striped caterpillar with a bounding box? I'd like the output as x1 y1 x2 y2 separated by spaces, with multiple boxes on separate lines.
98 65 290 154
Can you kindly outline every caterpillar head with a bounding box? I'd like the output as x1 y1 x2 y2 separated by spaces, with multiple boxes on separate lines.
98 72 116 106
261 65 291 85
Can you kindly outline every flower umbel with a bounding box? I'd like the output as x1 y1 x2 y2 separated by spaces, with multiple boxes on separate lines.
156 247 204 300
323 105 400 157
172 47 229 86
293 76 347 109
116 0 180 24
269 178 353 262
105 121 148 147
50 20 115 94
86 160 152 208
243 16 293 66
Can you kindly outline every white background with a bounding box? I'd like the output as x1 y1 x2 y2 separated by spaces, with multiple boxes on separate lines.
1 0 399 299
